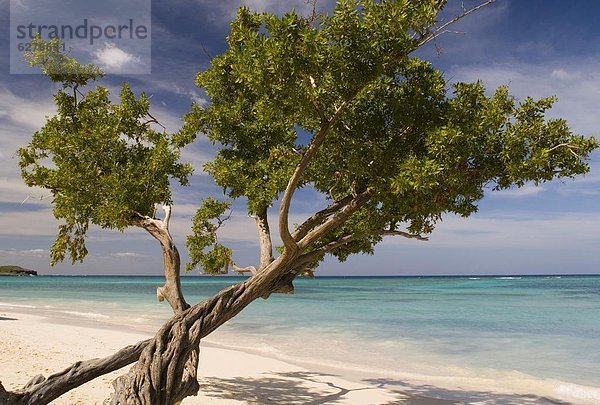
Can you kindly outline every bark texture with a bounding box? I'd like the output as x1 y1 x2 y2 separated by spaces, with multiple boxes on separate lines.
254 207 274 271
131 207 189 313
107 255 299 404
0 340 150 405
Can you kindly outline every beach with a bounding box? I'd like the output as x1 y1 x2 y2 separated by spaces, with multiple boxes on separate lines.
1 311 417 404
2 276 600 404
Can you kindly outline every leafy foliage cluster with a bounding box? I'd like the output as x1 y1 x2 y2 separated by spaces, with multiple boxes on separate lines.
185 198 232 274
19 38 193 264
183 0 597 270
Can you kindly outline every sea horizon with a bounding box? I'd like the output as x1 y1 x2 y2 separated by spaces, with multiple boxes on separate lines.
2 274 600 403
12 273 600 278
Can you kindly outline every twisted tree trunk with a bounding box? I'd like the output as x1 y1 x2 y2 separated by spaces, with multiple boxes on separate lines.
108 254 300 404
131 206 189 313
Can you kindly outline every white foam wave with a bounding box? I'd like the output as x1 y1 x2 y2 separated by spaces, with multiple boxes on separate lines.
554 382 600 402
0 301 36 308
61 311 109 320
496 277 522 280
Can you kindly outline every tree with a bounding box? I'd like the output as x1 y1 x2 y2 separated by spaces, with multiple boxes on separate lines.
18 37 193 314
1 1 597 403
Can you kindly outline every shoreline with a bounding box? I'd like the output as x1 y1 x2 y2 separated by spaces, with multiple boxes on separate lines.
0 310 412 404
2 307 597 404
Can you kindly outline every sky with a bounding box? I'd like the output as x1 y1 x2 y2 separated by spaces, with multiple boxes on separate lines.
0 0 598 276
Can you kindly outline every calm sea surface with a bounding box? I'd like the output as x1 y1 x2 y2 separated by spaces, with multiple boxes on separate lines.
1 275 600 400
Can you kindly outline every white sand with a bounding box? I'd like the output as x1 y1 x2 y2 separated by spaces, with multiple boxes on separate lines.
3 310 597 404
0 312 405 404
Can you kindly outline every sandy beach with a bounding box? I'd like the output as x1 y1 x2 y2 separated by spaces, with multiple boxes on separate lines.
0 311 417 404
1 306 598 404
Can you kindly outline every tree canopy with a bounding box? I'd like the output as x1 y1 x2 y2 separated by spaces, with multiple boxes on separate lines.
18 37 193 265
181 0 597 273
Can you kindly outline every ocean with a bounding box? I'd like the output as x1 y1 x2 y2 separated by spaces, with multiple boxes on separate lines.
1 275 600 402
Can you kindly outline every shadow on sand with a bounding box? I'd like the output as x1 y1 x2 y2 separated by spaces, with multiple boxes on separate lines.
199 372 569 404
364 378 569 405
0 316 17 321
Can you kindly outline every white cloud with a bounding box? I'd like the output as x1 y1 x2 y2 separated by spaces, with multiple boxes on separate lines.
189 92 209 107
94 43 140 70
0 87 55 131
0 208 57 236
8 0 28 11
110 252 142 258
447 59 600 136
383 211 600 250
0 177 50 204
551 68 576 81
0 86 55 170
0 248 48 257
492 185 546 198
156 83 210 107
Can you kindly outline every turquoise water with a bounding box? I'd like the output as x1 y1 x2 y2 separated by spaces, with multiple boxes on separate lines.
1 275 600 401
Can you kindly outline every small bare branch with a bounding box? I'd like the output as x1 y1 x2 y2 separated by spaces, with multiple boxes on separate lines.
145 111 166 130
546 142 582 158
162 205 172 230
304 0 319 24
379 230 429 241
300 227 427 264
417 0 497 48
199 39 213 61
232 263 258 275
21 194 52 205
216 209 233 228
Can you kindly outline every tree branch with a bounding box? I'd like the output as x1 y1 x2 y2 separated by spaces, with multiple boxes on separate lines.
416 0 497 48
3 339 151 404
279 100 351 255
145 111 166 131
232 263 258 275
298 188 373 249
130 210 189 313
379 230 429 241
546 142 582 158
301 73 326 121
163 205 172 230
299 228 428 264
291 195 354 242
255 207 274 270
130 211 163 231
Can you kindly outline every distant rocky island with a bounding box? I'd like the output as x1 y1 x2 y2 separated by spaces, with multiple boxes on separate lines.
0 265 38 276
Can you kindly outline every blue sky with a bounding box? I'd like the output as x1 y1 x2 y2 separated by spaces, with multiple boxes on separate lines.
0 0 598 276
